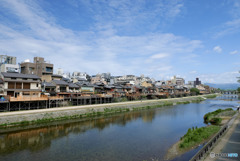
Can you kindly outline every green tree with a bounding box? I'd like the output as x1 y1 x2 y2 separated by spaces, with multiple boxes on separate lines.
190 88 200 95
237 71 240 83
237 87 240 93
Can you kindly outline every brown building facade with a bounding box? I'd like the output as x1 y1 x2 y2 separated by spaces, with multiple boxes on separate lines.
21 57 53 78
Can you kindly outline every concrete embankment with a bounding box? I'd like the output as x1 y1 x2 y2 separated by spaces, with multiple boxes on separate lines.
0 94 217 127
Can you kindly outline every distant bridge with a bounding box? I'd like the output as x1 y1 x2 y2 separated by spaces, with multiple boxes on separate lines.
221 91 238 95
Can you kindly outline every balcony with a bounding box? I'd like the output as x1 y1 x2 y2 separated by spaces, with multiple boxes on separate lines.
10 95 48 102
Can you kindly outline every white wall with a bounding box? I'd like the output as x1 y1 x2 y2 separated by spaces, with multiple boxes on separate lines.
4 82 8 89
30 83 40 89
1 64 20 73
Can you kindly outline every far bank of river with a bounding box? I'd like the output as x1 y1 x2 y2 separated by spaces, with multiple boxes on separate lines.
0 94 216 128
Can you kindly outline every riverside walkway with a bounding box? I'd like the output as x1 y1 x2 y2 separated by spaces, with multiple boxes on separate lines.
204 113 240 161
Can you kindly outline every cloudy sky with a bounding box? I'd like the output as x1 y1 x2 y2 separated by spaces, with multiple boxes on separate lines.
0 0 240 83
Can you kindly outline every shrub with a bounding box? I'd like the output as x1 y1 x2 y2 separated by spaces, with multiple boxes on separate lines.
210 118 222 125
179 126 220 149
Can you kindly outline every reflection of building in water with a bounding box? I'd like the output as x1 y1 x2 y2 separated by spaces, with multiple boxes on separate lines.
0 110 156 155
142 110 155 123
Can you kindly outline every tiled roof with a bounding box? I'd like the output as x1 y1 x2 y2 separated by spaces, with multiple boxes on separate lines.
1 72 40 79
52 74 63 78
76 82 95 87
52 80 69 85
42 82 56 87
68 83 79 88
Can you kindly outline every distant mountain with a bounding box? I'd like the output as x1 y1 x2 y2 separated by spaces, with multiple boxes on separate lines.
204 83 240 90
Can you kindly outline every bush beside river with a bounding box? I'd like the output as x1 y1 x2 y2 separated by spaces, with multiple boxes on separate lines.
204 108 236 125
179 126 220 149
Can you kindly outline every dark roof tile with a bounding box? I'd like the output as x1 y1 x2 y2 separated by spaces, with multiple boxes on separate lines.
1 72 40 79
52 80 69 85
42 82 56 87
68 83 79 88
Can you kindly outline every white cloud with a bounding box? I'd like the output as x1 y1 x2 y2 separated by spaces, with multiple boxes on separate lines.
199 71 239 83
150 53 169 59
156 66 172 72
230 50 239 54
213 46 222 53
0 0 202 80
216 19 240 37
189 71 197 74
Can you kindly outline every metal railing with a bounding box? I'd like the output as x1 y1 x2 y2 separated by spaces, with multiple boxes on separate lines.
190 114 238 161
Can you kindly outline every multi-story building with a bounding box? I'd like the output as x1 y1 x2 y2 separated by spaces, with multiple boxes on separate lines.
172 76 185 86
155 80 166 86
0 72 41 97
20 57 53 81
91 74 107 85
0 55 20 73
194 78 201 87
51 80 69 93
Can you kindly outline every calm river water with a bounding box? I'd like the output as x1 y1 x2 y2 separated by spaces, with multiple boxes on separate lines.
0 95 239 161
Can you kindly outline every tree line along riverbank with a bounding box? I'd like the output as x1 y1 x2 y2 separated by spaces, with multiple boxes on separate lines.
0 94 219 129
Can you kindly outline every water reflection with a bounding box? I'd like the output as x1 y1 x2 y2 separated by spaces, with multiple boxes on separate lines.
0 109 158 155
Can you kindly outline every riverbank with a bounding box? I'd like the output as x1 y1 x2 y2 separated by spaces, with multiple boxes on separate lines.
0 94 218 128
165 126 221 160
204 113 240 161
165 107 236 160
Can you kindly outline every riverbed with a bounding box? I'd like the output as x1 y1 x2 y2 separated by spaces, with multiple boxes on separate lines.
0 95 238 161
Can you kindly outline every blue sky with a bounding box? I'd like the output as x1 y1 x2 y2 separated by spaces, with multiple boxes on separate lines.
0 0 240 83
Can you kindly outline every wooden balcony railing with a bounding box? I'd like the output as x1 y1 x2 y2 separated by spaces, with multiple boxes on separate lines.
49 96 64 100
10 95 48 102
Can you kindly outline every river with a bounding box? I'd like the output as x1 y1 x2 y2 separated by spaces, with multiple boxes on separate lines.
0 95 239 161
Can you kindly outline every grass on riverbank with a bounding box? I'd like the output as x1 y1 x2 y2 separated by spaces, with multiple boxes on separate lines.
179 125 221 149
0 101 175 128
204 108 235 125
177 101 190 104
133 101 174 111
204 94 218 99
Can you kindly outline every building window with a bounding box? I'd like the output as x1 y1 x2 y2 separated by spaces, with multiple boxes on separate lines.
23 83 30 89
46 67 53 72
8 82 15 89
16 83 22 89
60 87 66 92
36 84 39 87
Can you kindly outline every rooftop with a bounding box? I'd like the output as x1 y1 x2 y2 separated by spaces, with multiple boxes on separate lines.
52 80 69 86
68 83 79 88
42 82 56 87
52 74 63 78
1 72 40 79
